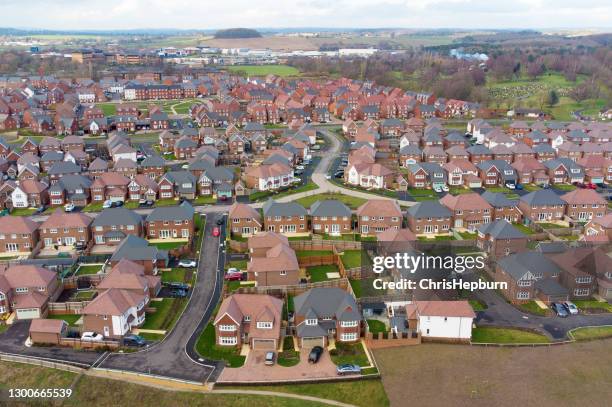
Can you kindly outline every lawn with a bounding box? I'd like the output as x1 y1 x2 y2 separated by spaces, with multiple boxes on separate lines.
367 319 387 334
341 249 366 269
226 280 255 293
277 336 300 367
83 202 104 212
195 323 246 367
10 208 37 216
573 300 612 313
96 103 117 116
226 64 301 77
518 301 548 316
150 241 188 250
137 332 165 342
306 264 339 283
552 184 577 191
329 342 370 367
512 223 535 235
141 298 182 331
192 196 217 205
161 268 190 283
538 222 567 229
226 259 248 271
523 184 542 192
295 192 366 209
570 326 612 341
226 380 390 407
471 327 550 344
349 278 363 298
449 187 472 195
47 313 81 326
75 264 103 276
249 182 318 202
295 250 333 258
71 290 97 301
458 231 477 240
469 300 488 312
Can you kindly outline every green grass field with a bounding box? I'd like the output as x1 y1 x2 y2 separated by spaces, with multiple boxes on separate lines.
570 326 612 341
195 323 246 367
341 250 365 269
329 342 370 367
518 301 548 316
295 192 366 209
226 64 300 77
47 313 81 326
306 264 339 283
471 327 550 344
75 264 103 276
367 319 387 334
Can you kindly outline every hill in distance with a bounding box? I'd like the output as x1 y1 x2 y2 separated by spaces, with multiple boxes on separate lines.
214 28 262 39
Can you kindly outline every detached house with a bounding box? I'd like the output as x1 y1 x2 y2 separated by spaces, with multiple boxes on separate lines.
294 288 361 348
0 216 39 255
406 201 452 236
405 301 475 342
518 190 567 224
543 158 584 185
244 162 293 192
440 193 493 231
262 200 308 236
247 240 300 286
0 265 61 320
92 207 143 245
356 200 402 236
310 200 352 236
145 202 195 241
477 219 528 258
561 189 607 222
82 288 146 339
213 294 283 349
39 210 92 249
229 202 262 238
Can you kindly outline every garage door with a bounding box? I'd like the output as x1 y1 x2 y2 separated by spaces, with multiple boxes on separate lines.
16 308 40 320
252 339 276 350
301 336 324 349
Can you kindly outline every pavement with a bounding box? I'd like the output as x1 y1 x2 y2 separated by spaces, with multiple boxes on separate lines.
217 349 337 383
97 211 227 382
470 273 612 340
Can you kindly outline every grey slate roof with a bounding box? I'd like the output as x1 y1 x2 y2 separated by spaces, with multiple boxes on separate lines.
92 207 142 227
497 252 561 281
40 151 64 162
467 144 492 155
110 235 168 263
310 200 351 218
48 161 82 175
407 201 451 219
294 288 360 324
520 189 566 206
399 144 422 155
146 201 194 222
481 191 518 208
477 219 526 239
141 155 166 167
262 199 307 217
534 278 569 296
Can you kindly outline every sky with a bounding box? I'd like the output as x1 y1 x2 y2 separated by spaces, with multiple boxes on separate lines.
0 0 610 31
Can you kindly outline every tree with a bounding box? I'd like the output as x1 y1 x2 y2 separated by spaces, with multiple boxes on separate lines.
546 90 559 107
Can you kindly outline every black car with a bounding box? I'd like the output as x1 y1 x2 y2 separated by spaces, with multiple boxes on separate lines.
110 201 124 208
216 218 224 226
123 334 146 347
308 346 324 363
165 282 190 291
168 289 188 298
139 200 154 208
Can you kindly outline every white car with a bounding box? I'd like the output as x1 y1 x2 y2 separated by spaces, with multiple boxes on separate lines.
227 267 239 273
325 175 332 180
295 165 305 170
181 164 189 169
178 259 197 268
441 185 449 192
433 185 443 193
505 183 516 190
81 332 103 341
102 200 113 209
563 301 579 315
64 203 75 212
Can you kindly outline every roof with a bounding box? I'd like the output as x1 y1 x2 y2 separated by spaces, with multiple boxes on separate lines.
477 219 526 239
110 235 168 263
262 199 307 217
146 201 194 222
497 252 561 281
29 318 66 334
247 243 299 273
481 191 518 208
294 288 360 322
92 207 142 227
41 210 92 229
2 265 56 288
561 188 607 205
310 200 351 218
214 294 283 340
356 199 401 217
406 301 475 319
407 201 451 219
520 189 566 206
0 215 39 234
440 193 492 211
247 232 288 252
82 288 144 316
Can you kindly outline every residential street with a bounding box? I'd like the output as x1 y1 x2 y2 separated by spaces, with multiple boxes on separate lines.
98 211 226 382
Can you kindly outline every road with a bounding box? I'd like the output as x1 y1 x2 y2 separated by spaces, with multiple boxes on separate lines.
97 211 226 382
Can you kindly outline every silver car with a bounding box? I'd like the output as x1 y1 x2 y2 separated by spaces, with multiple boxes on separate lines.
265 351 275 366
336 363 361 375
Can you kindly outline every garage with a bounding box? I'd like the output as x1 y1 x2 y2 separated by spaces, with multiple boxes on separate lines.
301 336 325 349
16 308 41 320
252 339 276 350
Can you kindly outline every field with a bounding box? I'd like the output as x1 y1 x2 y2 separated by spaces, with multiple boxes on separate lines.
295 192 366 209
375 339 612 407
471 327 550 343
0 360 336 407
226 64 300 77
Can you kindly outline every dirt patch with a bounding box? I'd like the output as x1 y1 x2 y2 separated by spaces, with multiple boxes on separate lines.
374 339 612 407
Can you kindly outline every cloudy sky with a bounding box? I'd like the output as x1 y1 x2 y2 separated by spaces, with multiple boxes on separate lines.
1 0 610 31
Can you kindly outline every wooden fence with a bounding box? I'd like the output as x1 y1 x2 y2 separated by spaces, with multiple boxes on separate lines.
232 277 350 297
289 240 362 252
62 274 105 289
48 301 91 314
364 331 421 349
59 337 120 350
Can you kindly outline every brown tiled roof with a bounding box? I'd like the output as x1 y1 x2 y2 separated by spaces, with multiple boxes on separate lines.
356 199 401 217
247 243 298 273
440 193 492 211
561 188 607 205
229 203 261 223
41 210 93 229
0 216 39 234
82 288 144 316
2 265 55 288
406 301 476 319
29 318 66 333
19 179 47 194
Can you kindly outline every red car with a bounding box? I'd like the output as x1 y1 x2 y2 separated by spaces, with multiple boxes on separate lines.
586 183 597 190
224 272 242 281
212 226 220 237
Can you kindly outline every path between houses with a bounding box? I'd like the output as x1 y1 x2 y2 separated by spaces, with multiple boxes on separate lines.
212 389 356 407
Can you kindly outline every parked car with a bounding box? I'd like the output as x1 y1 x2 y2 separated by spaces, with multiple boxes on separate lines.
441 184 449 192
165 282 190 290
123 334 146 347
265 351 276 366
224 271 242 281
336 364 361 375
562 301 579 315
505 183 516 190
212 227 220 237
586 183 597 190
168 289 188 298
551 302 569 317
308 346 324 363
81 332 104 341
178 259 197 268
111 200 124 208
433 185 443 193
34 206 46 214
64 203 75 212
515 184 524 190
325 174 331 180
139 199 154 208
102 200 113 209
216 218 224 226
295 165 305 170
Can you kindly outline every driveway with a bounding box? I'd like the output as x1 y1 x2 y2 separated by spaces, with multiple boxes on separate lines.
217 349 338 383
469 273 612 340
98 211 226 382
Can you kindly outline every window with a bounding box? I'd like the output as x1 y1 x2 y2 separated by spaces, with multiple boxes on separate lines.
340 320 358 328
574 288 589 296
340 332 358 341
306 318 318 326
575 276 592 284
517 291 530 299
218 324 236 332
256 321 273 329
15 287 28 293
219 336 237 345
244 315 251 322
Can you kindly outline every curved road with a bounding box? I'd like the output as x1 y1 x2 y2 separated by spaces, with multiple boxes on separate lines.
97 211 226 382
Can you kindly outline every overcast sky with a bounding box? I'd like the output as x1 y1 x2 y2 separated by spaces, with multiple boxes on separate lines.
1 0 610 31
